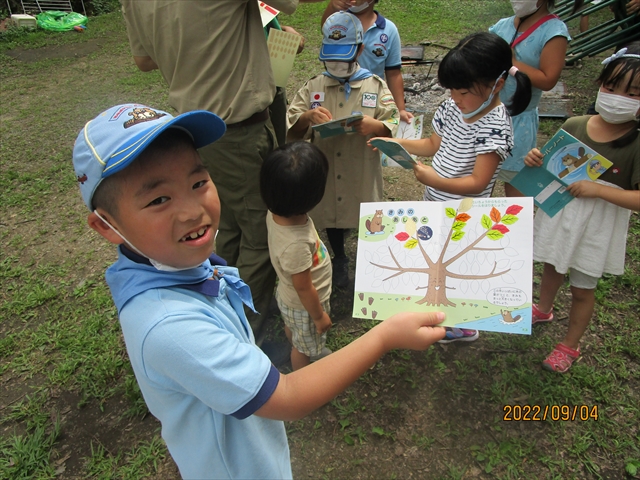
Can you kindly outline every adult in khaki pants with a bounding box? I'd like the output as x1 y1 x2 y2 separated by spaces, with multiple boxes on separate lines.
120 0 301 343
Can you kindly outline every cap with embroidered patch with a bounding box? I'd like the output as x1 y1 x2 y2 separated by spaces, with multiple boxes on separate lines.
72 104 226 210
319 11 363 62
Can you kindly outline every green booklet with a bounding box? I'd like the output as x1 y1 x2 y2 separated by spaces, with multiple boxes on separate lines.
311 113 363 139
510 129 612 217
369 138 418 170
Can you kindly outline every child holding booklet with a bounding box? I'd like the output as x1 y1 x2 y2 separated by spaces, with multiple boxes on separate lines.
370 32 532 342
287 11 399 289
525 45 640 372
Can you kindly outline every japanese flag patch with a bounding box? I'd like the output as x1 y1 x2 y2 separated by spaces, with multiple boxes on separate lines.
310 92 325 103
362 93 377 108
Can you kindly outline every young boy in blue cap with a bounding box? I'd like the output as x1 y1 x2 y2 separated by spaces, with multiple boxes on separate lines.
73 103 445 479
322 0 414 123
288 11 399 289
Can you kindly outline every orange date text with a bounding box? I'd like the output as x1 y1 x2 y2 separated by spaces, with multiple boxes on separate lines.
503 405 598 421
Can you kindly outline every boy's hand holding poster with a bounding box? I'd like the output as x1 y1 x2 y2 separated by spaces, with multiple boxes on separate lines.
354 198 534 335
312 114 364 139
511 129 612 217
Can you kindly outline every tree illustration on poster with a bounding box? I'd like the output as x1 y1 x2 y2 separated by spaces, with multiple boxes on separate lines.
369 198 524 307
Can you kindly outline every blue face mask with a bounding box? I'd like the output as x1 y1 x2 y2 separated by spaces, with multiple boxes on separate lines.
460 71 505 119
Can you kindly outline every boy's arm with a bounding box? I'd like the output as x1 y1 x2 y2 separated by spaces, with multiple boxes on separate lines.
291 269 332 334
255 311 446 421
385 69 413 123
413 152 501 195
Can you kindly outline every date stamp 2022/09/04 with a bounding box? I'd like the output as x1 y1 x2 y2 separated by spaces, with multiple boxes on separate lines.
503 404 599 422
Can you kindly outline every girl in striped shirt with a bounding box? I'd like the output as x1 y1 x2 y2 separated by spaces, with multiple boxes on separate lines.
376 32 532 202
370 32 532 342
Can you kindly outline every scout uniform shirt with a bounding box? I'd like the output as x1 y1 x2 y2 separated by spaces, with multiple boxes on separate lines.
287 74 398 229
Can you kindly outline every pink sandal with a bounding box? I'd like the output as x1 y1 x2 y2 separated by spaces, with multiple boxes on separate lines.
532 304 554 324
542 343 580 373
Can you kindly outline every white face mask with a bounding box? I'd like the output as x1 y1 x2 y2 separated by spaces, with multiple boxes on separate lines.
348 0 373 13
510 0 541 17
595 90 640 124
94 210 202 272
325 60 358 78
460 72 505 119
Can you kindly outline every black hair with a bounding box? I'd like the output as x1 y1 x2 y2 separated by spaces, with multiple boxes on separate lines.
438 32 532 116
597 41 640 95
596 41 640 148
92 128 196 216
260 141 329 217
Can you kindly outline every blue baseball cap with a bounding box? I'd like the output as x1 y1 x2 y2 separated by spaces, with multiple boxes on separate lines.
72 104 226 210
319 11 363 62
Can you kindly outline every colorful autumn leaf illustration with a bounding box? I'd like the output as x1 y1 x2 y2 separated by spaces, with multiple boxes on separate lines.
370 202 525 307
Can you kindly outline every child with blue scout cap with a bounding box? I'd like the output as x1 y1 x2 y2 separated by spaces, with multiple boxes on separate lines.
73 103 445 479
287 11 399 289
321 0 414 124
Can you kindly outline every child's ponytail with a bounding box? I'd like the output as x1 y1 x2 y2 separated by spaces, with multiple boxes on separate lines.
438 32 532 117
508 67 532 116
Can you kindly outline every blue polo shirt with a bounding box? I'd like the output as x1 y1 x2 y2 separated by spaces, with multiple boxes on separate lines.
106 248 290 479
357 11 402 79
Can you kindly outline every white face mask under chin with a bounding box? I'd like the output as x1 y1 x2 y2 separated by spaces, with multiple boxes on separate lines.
595 90 640 124
93 210 202 272
325 61 358 78
510 0 540 17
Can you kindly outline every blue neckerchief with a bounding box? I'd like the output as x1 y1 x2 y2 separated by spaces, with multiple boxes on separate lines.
105 246 256 314
323 66 373 101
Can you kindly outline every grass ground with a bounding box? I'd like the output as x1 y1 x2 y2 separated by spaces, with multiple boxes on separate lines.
1 1 639 479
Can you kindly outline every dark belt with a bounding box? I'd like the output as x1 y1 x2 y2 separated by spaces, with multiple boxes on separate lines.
226 108 270 128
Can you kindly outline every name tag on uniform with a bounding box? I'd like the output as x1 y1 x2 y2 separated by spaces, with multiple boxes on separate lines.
362 93 377 108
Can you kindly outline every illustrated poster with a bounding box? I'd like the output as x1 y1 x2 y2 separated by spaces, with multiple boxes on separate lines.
353 198 534 335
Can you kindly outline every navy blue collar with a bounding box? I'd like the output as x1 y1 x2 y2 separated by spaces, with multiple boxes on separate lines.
373 10 386 29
